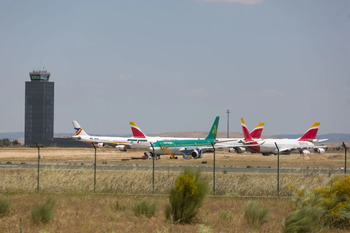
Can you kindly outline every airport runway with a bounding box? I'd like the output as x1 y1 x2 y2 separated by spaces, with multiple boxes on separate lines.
0 163 345 175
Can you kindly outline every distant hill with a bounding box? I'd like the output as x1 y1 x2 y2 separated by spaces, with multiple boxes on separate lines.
0 132 24 140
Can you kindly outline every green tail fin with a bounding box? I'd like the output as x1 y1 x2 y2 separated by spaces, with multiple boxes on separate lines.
205 116 219 140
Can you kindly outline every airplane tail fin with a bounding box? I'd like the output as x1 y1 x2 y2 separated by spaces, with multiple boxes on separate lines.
241 118 255 142
129 122 147 138
298 122 320 141
205 116 220 140
72 120 89 136
250 122 264 139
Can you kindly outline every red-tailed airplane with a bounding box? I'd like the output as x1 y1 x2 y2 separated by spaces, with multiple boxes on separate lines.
240 118 327 155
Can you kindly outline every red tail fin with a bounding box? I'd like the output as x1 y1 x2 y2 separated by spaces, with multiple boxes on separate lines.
298 122 320 141
250 122 264 139
130 122 146 138
241 118 255 142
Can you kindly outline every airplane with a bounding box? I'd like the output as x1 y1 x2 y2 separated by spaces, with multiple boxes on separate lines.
131 120 264 156
129 121 201 148
240 118 327 156
149 116 222 159
216 122 265 153
72 120 134 151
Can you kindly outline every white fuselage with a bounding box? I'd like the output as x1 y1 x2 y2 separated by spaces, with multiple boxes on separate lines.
249 138 315 154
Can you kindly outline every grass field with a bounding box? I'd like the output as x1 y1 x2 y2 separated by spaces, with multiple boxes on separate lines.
0 147 348 232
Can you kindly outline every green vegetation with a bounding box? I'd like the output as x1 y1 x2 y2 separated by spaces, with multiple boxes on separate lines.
286 175 350 232
284 206 323 233
133 200 157 217
244 200 270 229
165 169 209 224
0 138 20 147
31 199 56 224
0 197 10 217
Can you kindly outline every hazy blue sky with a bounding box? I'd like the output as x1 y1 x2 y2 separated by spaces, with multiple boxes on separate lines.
1 0 349 136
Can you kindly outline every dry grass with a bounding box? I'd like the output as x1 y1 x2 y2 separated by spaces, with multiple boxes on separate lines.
0 148 348 232
1 193 349 233
0 168 331 197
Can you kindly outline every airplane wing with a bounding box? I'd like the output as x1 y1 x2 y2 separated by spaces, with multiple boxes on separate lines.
104 141 132 147
215 140 265 148
178 146 214 153
279 144 328 154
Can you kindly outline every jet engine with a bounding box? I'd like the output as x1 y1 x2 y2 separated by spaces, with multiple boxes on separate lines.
115 145 127 151
315 148 325 154
301 150 311 154
191 150 202 159
97 142 104 148
234 147 246 153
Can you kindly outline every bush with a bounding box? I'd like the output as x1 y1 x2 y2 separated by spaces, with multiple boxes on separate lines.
288 175 350 230
31 199 56 224
244 200 270 229
284 206 323 233
165 168 209 224
133 200 156 217
0 197 10 217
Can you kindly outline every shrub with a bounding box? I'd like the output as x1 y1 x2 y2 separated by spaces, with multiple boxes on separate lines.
288 175 350 230
284 206 323 233
165 168 209 224
31 199 56 224
244 200 270 229
0 197 10 217
133 200 156 217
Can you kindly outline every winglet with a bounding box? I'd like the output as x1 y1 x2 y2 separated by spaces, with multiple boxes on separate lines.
205 116 220 140
130 121 147 138
298 122 320 141
241 118 254 142
72 120 89 136
250 122 264 139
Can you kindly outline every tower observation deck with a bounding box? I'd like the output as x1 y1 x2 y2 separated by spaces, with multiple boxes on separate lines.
25 69 54 146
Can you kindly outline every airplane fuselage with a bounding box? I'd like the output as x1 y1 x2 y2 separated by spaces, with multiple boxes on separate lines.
248 139 315 154
152 139 215 156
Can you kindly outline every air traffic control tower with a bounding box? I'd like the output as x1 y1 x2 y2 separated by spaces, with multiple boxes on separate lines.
25 69 54 146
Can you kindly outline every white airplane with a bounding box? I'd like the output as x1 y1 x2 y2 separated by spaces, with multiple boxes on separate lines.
130 120 264 155
240 118 327 156
129 121 200 146
215 122 265 153
72 120 134 151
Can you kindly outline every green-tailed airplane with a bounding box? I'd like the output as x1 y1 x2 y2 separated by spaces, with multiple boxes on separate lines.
149 116 219 159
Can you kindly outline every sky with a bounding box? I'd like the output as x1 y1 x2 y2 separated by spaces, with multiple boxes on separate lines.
0 0 349 136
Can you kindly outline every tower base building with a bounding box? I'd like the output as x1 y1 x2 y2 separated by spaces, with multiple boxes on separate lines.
25 69 54 146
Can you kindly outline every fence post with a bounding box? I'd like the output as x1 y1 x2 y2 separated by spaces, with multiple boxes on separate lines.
274 142 280 197
151 143 155 194
92 144 97 193
343 142 347 175
35 143 40 192
211 142 216 195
